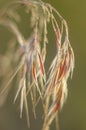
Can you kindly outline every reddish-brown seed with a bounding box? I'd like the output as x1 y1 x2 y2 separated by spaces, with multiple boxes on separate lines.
37 52 45 76
32 61 36 80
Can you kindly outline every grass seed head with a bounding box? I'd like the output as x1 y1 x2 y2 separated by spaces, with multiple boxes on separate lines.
0 0 74 130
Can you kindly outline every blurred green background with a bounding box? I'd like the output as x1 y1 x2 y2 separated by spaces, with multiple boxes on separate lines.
0 0 86 130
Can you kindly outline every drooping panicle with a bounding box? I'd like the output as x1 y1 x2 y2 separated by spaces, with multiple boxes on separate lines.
0 1 74 130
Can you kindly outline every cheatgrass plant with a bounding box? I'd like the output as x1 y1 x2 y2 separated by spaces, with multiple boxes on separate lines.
0 0 74 130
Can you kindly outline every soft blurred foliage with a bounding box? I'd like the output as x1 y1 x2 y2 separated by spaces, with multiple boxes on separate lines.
0 0 86 130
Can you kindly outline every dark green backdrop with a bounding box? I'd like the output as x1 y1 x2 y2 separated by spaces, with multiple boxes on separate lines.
0 0 86 130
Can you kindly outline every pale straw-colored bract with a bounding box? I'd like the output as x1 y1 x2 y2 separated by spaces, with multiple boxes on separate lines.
0 0 74 130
